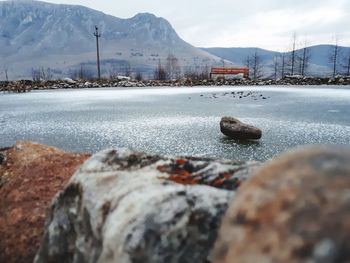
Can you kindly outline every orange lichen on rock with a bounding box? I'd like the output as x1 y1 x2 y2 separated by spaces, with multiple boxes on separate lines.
0 141 90 263
157 158 256 189
175 159 187 165
167 173 200 185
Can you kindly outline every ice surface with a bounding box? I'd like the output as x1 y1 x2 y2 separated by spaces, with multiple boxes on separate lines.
1 86 349 161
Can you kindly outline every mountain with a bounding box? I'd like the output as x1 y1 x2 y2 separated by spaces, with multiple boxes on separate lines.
0 0 223 79
202 47 279 67
203 45 350 77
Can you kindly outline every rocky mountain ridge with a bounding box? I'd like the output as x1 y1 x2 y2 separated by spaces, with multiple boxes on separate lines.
0 0 222 79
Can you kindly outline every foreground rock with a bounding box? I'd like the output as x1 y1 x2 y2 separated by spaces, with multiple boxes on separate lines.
220 117 262 140
0 141 90 263
35 148 260 263
214 146 350 263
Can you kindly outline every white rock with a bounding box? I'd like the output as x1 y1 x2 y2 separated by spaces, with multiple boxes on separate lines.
35 148 260 263
63 77 76 84
117 76 131 81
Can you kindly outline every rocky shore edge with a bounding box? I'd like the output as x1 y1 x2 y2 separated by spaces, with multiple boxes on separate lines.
1 141 350 263
1 75 350 93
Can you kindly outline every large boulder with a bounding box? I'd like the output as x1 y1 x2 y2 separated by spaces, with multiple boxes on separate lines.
214 146 350 263
220 117 262 140
35 148 260 263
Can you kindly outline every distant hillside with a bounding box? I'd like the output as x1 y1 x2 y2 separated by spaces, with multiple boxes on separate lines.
203 45 350 77
0 0 223 79
201 47 279 66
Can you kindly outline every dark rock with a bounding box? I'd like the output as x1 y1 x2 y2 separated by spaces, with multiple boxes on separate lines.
220 117 262 140
35 148 260 263
214 146 350 263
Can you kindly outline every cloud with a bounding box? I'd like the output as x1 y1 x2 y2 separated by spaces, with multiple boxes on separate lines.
174 0 350 49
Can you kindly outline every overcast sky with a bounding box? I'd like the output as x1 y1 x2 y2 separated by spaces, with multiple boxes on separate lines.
14 0 350 50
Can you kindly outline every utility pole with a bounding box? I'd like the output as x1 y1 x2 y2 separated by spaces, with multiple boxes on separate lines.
93 25 101 79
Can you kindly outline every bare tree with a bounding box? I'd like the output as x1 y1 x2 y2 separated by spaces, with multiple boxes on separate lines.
184 67 197 80
1 68 9 81
78 64 91 80
107 62 132 79
123 62 131 77
108 66 119 80
32 67 53 81
341 50 350 76
281 52 286 78
135 70 143 81
153 60 167 80
184 65 209 81
244 55 251 78
299 42 311 76
272 55 279 80
5 69 8 81
79 64 88 80
199 65 210 80
290 33 297 76
32 68 41 81
346 52 350 77
244 52 263 80
251 50 263 80
329 37 340 78
166 54 181 80
69 64 94 80
296 55 303 75
42 67 53 80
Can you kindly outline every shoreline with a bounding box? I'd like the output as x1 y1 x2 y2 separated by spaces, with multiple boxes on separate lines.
1 76 350 93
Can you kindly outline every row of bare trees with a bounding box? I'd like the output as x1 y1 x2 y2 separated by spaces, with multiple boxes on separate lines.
154 64 210 81
272 45 311 79
66 62 146 81
31 67 54 81
153 54 211 81
244 34 350 80
245 51 264 80
0 68 9 81
283 34 350 78
183 66 210 81
153 54 182 80
244 34 313 80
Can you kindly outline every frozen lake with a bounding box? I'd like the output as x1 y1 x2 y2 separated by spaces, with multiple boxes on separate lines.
1 86 350 161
